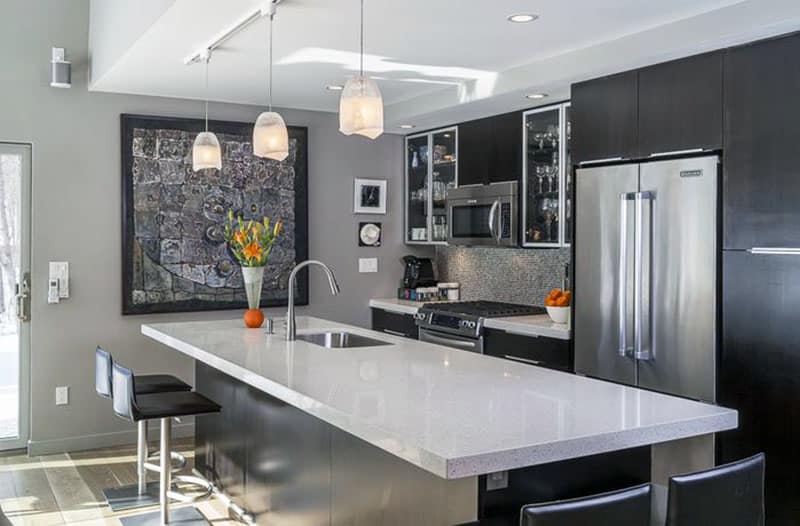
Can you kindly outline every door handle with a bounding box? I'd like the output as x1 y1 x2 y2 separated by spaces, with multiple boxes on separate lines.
634 192 653 361
488 200 501 243
496 202 504 242
420 331 480 351
618 193 635 357
15 273 30 322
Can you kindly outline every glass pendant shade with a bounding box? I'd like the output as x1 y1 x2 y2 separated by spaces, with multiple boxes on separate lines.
192 131 222 171
339 75 384 139
253 111 289 161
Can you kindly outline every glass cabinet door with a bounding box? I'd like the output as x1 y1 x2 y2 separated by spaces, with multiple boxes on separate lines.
406 134 430 242
523 107 561 246
431 128 457 242
563 104 573 245
405 127 457 244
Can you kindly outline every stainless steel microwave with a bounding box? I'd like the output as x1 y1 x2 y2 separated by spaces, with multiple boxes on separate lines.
446 181 518 247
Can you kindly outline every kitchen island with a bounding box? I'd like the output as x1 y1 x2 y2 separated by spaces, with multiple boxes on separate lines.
143 317 736 525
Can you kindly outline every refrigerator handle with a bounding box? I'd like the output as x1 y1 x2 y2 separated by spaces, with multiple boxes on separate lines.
634 191 654 361
618 193 634 357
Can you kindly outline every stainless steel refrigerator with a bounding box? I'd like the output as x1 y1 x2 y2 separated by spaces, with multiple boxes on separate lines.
574 155 719 403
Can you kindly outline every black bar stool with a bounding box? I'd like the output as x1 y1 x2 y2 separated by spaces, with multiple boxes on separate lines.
95 347 191 510
520 484 652 526
665 453 765 526
112 361 221 525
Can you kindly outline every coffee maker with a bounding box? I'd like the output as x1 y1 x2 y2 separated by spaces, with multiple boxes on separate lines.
402 256 436 288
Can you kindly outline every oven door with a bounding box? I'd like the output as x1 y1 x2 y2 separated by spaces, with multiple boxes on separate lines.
418 328 484 354
447 195 517 247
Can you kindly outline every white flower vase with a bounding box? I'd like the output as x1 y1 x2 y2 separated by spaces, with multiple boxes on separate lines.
241 266 265 328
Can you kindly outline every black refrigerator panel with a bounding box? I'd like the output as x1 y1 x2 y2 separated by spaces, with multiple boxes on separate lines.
719 250 800 524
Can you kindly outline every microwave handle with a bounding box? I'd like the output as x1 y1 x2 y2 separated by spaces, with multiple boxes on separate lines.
488 200 501 242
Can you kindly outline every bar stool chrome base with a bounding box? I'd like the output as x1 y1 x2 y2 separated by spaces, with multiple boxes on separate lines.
119 505 209 526
101 485 160 512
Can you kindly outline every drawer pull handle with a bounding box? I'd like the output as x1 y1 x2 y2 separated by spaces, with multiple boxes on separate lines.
747 247 800 256
382 329 407 337
504 355 542 366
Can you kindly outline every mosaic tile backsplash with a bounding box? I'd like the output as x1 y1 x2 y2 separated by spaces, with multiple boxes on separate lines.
435 246 570 307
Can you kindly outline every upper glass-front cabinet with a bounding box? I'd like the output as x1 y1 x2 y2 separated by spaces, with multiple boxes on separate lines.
405 127 457 244
522 103 572 247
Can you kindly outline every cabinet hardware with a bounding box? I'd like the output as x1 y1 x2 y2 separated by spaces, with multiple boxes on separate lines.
579 157 624 166
648 148 704 158
747 247 800 256
504 355 542 366
382 329 407 337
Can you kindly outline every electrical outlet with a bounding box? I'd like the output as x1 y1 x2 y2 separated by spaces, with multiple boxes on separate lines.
55 386 69 406
359 258 378 273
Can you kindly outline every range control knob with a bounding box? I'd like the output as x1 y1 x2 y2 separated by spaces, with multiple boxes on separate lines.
467 321 477 329
414 313 427 321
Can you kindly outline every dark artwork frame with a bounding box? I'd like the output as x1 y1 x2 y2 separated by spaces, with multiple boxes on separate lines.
121 114 309 315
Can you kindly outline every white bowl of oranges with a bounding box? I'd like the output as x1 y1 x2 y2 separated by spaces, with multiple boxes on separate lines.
545 288 571 325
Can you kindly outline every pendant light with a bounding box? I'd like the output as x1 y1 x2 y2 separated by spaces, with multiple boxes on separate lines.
339 0 384 139
253 6 289 161
192 52 222 171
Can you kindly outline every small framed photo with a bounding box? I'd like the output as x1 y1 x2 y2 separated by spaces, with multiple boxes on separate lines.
354 178 387 214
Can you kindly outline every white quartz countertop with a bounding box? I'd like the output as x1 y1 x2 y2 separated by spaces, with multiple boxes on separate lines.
142 317 736 480
369 298 572 340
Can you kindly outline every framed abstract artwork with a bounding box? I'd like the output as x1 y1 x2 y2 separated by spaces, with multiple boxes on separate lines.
353 178 387 214
121 114 308 314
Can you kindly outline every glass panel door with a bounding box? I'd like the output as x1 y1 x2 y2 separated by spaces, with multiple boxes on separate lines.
523 107 561 246
431 128 457 242
0 143 30 450
406 134 430 242
563 104 573 246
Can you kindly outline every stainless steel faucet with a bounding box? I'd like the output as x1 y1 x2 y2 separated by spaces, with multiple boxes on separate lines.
286 260 340 341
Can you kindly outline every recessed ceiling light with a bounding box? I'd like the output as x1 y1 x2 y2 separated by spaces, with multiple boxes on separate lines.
325 84 344 91
508 13 538 23
399 124 415 129
525 93 548 99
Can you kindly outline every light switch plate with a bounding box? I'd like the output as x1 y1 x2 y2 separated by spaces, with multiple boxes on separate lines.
49 262 69 298
55 386 69 406
359 258 378 273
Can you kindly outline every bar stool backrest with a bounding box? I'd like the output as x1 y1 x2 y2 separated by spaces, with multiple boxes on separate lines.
112 362 138 422
666 453 765 526
521 483 652 526
95 347 113 399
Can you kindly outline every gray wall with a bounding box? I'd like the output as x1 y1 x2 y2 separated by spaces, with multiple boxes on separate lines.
436 246 570 307
1 0 428 452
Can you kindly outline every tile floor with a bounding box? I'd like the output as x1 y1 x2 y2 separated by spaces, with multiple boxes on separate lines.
0 440 239 525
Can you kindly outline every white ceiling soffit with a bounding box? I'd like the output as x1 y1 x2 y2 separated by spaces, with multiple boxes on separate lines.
89 0 800 133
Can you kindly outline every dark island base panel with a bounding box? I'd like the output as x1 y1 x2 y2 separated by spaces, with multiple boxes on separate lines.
194 362 651 525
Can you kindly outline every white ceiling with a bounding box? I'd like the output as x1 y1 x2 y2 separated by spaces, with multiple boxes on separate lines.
89 0 800 132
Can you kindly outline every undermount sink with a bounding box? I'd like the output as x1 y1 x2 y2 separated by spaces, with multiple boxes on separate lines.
295 331 392 349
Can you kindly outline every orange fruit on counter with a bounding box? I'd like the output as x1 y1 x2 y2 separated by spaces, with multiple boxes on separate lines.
244 309 265 329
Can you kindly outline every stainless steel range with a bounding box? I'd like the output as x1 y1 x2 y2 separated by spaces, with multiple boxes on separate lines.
415 301 545 353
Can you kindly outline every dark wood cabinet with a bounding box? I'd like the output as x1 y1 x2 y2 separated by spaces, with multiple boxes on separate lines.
457 117 493 186
483 329 572 372
371 308 418 339
719 250 800 524
457 112 522 186
571 71 638 163
490 111 523 183
638 51 723 156
724 33 800 250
